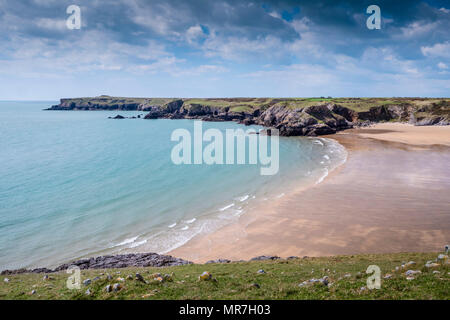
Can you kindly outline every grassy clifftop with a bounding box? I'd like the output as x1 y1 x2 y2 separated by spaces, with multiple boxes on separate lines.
1 252 448 300
46 96 450 136
52 96 450 112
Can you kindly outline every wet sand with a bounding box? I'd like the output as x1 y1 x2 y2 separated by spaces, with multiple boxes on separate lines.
169 124 450 262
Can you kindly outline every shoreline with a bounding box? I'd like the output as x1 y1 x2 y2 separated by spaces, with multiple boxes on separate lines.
168 123 450 263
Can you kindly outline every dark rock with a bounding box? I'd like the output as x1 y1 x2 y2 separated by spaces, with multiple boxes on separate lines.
112 115 125 119
250 255 280 261
135 273 145 283
2 253 192 275
242 118 254 126
205 259 231 264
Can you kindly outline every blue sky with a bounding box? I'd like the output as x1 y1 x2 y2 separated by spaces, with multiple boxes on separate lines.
0 0 449 99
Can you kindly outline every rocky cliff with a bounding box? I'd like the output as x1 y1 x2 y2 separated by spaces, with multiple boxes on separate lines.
46 97 450 136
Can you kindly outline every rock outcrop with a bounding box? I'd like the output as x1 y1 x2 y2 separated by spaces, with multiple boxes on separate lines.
0 253 192 275
46 97 450 136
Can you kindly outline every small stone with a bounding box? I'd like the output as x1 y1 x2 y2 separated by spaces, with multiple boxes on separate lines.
406 261 416 266
250 283 260 289
136 273 145 282
406 276 415 281
321 276 329 286
43 275 49 281
117 277 125 282
343 273 351 278
383 274 392 279
257 269 265 274
31 290 36 295
83 279 91 286
85 289 92 296
3 278 10 283
199 271 212 281
437 254 448 262
405 270 421 276
126 275 133 280
115 271 121 274
105 284 112 293
93 276 100 281
163 273 173 282
425 262 440 268
112 283 122 292
433 271 440 274
355 272 362 279
298 281 308 287
360 286 366 291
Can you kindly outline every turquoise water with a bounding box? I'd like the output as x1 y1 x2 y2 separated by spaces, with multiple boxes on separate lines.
0 101 346 270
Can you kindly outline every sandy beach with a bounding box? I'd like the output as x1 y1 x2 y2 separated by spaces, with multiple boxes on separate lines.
169 123 450 262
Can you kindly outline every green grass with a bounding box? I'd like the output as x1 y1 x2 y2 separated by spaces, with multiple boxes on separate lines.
1 252 448 300
60 97 450 115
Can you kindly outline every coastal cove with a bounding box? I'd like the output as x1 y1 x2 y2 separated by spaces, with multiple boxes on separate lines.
170 124 450 262
0 101 346 271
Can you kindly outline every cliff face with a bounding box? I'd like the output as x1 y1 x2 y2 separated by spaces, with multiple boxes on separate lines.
46 97 450 136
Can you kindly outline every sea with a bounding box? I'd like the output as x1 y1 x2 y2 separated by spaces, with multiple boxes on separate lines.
0 101 347 270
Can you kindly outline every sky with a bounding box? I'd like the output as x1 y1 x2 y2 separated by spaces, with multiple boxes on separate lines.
0 0 449 100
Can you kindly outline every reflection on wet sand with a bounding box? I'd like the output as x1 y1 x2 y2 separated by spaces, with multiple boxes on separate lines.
170 125 450 262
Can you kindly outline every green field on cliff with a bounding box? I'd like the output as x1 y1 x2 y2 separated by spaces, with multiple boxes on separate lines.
1 252 448 300
58 96 450 118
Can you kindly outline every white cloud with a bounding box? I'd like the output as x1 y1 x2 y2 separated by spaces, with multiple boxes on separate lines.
421 42 450 58
34 18 67 31
439 7 450 13
438 62 448 69
186 25 204 44
400 21 438 38
362 47 420 75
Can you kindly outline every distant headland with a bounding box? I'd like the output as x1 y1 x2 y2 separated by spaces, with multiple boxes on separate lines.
46 97 450 136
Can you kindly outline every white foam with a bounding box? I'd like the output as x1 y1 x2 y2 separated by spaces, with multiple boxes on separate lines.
219 203 235 211
238 195 249 202
114 236 138 247
276 193 285 198
185 218 196 224
313 140 324 146
168 223 177 228
323 155 330 160
129 239 147 248
316 168 329 184
181 226 189 231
